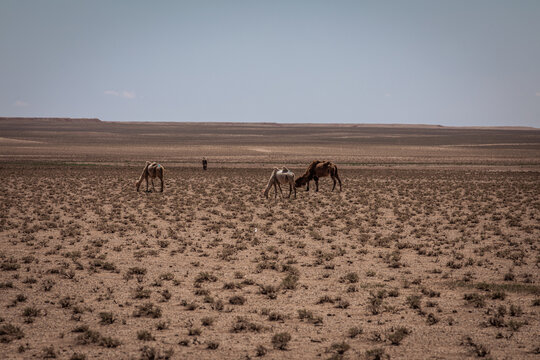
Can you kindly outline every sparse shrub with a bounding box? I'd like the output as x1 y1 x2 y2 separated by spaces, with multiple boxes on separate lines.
272 332 291 350
365 347 386 360
70 353 86 360
488 315 505 328
491 291 506 300
22 306 40 318
133 302 162 318
298 309 313 320
406 295 422 310
188 328 202 336
387 326 410 345
206 341 219 350
426 313 439 325
504 272 515 281
76 329 120 348
1 258 20 271
329 341 350 355
195 272 217 284
156 321 169 330
507 320 524 331
0 323 24 343
348 326 363 338
231 317 263 333
42 279 55 291
368 291 387 315
201 317 214 326
463 336 489 357
59 296 72 308
317 295 335 304
259 284 279 299
229 295 246 305
464 293 485 308
99 312 116 325
509 304 523 317
212 299 224 311
42 345 56 358
281 274 299 290
133 286 151 299
340 272 359 283
126 267 147 278
160 289 171 302
137 330 155 341
268 312 285 321
256 344 268 356
140 345 174 360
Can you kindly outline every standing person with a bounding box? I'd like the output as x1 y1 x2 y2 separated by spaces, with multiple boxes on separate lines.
202 157 208 170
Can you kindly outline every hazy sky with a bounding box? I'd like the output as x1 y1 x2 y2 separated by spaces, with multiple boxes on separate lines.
1 0 539 126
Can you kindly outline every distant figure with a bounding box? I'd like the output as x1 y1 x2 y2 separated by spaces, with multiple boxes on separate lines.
202 157 208 170
136 161 164 192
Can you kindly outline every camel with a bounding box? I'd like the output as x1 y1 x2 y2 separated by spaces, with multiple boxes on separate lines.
263 167 296 199
295 160 342 192
136 161 164 192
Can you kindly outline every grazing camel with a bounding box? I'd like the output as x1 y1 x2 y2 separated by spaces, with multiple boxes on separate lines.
264 167 296 199
295 160 342 192
136 161 164 192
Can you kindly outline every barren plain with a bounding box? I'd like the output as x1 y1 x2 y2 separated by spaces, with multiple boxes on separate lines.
0 118 539 359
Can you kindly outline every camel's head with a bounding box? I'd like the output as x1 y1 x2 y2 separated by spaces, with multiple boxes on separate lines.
263 189 269 199
135 181 141 192
295 176 308 188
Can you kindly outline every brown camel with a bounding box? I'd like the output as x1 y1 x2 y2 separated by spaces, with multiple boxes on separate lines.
295 160 342 192
136 161 164 192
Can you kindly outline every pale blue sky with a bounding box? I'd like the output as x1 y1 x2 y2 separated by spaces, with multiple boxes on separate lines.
1 0 539 126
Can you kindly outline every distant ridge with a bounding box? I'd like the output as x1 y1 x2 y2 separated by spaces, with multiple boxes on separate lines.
0 118 536 130
0 117 102 123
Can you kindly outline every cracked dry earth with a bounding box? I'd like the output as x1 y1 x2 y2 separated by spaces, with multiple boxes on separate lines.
0 164 538 359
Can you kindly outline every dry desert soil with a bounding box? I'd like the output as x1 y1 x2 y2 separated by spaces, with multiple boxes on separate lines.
0 118 539 359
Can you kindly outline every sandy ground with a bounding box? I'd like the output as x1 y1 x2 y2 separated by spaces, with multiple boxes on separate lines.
0 119 539 359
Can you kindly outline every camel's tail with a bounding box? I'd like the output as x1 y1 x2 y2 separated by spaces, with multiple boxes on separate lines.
333 164 339 178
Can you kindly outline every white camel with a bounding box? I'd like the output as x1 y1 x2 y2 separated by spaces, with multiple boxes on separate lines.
263 167 296 199
136 161 164 192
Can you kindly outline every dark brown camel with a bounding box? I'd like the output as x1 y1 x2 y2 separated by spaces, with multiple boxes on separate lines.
295 160 342 192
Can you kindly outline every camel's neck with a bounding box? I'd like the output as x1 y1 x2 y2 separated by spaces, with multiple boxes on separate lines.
299 171 312 181
263 170 277 195
137 164 150 183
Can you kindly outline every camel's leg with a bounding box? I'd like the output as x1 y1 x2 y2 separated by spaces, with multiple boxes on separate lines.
314 177 319 192
151 178 156 192
277 183 284 198
332 176 337 191
305 180 310 192
274 183 278 198
159 174 164 192
293 183 296 198
145 176 149 192
288 183 292 198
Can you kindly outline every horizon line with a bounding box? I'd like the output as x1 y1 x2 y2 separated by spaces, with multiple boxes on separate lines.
0 117 538 130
